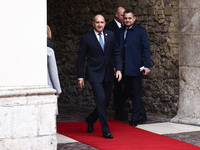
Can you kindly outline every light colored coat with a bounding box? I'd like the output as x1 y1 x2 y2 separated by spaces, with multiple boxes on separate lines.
47 47 62 94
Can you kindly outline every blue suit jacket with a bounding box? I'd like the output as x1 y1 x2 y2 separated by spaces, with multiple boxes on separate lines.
117 23 151 76
77 29 122 82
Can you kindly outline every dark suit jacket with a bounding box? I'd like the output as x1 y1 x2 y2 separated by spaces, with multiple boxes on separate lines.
77 29 122 82
105 20 119 35
117 22 151 76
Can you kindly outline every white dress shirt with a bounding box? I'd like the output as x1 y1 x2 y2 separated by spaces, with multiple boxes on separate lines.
114 19 122 28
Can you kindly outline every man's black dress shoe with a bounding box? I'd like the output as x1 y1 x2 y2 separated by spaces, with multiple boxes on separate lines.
129 120 138 127
102 131 114 139
85 118 94 133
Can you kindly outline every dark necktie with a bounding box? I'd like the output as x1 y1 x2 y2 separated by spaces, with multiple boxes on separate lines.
124 28 129 47
123 28 129 62
99 33 104 51
121 23 124 28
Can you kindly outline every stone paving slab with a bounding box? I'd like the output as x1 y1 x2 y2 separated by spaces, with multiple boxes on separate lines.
165 131 200 147
137 122 200 134
57 142 98 150
57 133 77 144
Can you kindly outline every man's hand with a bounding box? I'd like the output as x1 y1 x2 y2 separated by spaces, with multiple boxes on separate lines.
140 66 150 75
116 70 122 82
78 79 84 89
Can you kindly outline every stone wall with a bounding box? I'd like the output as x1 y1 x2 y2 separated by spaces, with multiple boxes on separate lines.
47 0 179 117
0 86 57 150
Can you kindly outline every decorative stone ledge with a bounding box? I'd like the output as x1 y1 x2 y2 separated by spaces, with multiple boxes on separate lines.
0 85 56 98
0 85 57 150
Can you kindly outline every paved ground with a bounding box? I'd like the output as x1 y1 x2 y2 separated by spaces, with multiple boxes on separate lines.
57 104 200 150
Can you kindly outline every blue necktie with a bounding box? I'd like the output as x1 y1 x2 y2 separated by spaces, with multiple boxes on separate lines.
99 33 104 51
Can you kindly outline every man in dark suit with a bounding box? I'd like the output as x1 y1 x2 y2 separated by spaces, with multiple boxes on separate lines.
117 9 151 126
105 6 126 121
77 14 122 139
105 6 125 34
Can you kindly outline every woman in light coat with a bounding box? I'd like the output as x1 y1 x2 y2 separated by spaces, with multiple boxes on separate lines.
47 25 62 114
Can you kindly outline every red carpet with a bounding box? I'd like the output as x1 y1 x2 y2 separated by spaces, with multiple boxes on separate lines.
57 120 200 150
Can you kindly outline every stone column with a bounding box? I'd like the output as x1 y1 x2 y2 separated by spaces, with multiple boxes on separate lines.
0 1 57 149
171 0 200 125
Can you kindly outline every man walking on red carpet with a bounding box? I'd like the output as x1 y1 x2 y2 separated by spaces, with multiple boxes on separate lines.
116 9 151 126
77 14 122 138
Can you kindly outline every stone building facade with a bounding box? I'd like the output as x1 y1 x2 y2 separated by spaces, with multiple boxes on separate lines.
47 0 179 118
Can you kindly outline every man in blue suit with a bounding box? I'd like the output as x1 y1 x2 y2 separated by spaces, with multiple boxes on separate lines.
77 14 122 138
117 9 151 126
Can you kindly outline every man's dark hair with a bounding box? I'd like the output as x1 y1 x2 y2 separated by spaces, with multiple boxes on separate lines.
124 9 135 17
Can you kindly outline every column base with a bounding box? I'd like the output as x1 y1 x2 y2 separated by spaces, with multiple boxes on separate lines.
171 115 200 126
0 85 57 150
